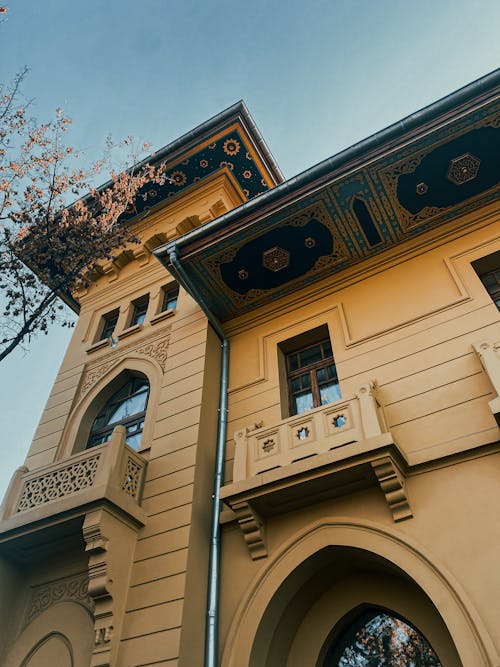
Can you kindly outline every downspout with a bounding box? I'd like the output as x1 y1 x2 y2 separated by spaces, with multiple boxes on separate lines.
168 248 228 667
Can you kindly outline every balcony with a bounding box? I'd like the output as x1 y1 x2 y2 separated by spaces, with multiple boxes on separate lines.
220 382 411 560
0 426 147 556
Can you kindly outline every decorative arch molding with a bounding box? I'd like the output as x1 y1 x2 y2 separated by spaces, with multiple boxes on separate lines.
221 518 498 667
59 354 162 459
3 601 93 667
79 329 170 400
21 632 73 667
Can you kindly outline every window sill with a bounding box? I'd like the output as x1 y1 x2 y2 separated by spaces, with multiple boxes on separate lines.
150 309 176 326
86 338 111 354
118 324 143 340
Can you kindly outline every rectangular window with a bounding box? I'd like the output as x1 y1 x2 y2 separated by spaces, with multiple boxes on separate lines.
161 285 179 312
472 251 500 311
279 325 341 417
130 296 149 326
100 309 119 340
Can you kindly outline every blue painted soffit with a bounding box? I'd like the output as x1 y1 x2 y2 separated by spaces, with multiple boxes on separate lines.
157 71 500 323
120 101 283 221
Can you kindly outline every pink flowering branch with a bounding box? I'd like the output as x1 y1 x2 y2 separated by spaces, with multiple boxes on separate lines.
0 69 167 362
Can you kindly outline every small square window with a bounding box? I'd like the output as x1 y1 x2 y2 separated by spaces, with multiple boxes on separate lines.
100 309 119 340
472 251 500 311
161 285 179 312
130 296 149 327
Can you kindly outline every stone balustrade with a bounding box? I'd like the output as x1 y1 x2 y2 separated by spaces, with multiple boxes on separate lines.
0 426 147 531
233 381 388 482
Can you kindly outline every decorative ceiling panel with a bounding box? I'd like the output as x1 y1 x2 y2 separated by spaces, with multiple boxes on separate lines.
164 93 500 322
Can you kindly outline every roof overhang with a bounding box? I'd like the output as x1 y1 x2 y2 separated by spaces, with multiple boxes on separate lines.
26 101 284 313
155 69 500 323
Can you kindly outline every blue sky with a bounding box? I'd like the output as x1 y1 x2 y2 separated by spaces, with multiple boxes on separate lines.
1 0 499 495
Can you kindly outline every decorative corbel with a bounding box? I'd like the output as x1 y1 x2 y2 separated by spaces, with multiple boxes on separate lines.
82 436 145 667
230 499 267 560
132 246 150 267
102 261 120 283
371 456 412 522
176 215 200 236
143 232 167 253
83 510 114 667
209 199 227 218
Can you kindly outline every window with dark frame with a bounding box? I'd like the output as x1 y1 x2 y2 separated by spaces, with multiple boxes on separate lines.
86 376 150 451
130 295 149 327
100 309 119 340
161 285 179 312
480 268 500 310
286 338 341 416
472 251 500 311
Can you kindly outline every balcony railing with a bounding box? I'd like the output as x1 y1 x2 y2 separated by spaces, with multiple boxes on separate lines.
222 382 412 560
233 382 388 482
0 426 147 534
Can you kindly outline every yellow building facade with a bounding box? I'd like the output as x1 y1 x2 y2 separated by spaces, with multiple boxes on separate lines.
0 73 499 666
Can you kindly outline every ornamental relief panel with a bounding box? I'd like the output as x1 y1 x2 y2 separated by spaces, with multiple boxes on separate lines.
76 329 171 402
23 572 92 630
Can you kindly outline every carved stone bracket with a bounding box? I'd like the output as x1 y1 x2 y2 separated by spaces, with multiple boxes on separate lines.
230 499 267 560
371 456 413 523
83 510 114 667
83 504 140 667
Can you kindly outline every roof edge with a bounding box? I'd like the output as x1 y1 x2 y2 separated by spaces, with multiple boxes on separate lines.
155 67 500 261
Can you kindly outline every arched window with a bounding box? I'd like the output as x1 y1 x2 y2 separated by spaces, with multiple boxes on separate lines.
86 376 150 451
323 607 441 666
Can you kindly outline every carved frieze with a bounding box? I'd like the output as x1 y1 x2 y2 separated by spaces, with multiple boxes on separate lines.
23 572 92 629
78 330 170 402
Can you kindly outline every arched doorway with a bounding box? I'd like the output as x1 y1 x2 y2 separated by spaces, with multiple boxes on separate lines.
322 606 441 666
222 521 495 666
250 546 460 666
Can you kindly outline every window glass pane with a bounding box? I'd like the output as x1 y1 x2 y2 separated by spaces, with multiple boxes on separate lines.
133 311 147 326
87 432 111 448
284 335 339 416
299 344 322 368
93 414 110 430
131 298 148 326
125 432 142 451
294 391 314 415
101 311 119 340
325 610 441 666
473 252 500 313
326 364 337 380
87 377 150 451
162 286 179 311
108 391 148 423
320 382 341 405
288 354 299 372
